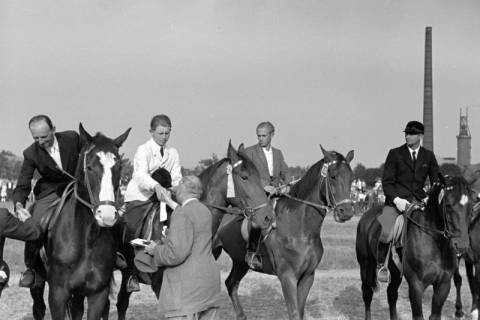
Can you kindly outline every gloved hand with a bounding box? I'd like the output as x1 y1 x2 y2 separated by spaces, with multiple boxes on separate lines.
393 197 410 213
264 185 277 196
14 203 32 222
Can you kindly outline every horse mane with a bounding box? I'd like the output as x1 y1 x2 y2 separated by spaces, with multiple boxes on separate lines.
425 176 471 220
289 151 349 199
199 158 229 181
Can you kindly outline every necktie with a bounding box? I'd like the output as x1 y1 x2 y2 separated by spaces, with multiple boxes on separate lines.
412 151 416 166
160 146 164 157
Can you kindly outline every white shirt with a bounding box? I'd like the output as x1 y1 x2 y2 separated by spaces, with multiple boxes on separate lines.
124 138 182 202
408 145 420 161
48 137 63 169
262 147 274 176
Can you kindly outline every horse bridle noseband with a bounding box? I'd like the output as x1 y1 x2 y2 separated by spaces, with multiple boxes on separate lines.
280 159 353 217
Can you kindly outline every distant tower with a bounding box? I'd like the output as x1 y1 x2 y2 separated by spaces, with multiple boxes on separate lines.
423 26 434 151
457 108 471 167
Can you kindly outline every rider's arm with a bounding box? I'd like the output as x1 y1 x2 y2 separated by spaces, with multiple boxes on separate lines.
12 151 36 209
381 149 399 202
152 212 193 267
132 144 159 193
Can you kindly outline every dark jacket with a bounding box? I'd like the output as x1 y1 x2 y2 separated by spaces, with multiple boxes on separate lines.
13 131 82 207
243 144 290 187
382 144 439 205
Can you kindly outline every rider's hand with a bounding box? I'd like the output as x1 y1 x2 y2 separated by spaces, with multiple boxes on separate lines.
393 197 410 213
14 202 31 222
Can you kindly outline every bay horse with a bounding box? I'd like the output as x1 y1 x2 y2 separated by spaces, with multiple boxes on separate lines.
214 146 355 320
356 174 472 320
45 124 130 320
115 141 275 320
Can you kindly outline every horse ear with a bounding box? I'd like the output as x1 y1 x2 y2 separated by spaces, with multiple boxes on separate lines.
227 140 237 160
320 144 332 161
113 128 131 148
79 123 93 144
438 172 446 185
238 143 245 154
345 150 354 163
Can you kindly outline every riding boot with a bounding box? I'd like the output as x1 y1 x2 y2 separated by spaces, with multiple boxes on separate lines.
376 242 391 283
19 241 39 288
245 228 262 270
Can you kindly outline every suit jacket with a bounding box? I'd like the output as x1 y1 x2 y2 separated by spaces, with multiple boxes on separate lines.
382 144 439 205
13 131 82 207
153 199 221 317
243 144 290 187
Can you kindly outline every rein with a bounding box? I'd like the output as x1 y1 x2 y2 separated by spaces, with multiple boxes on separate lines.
279 159 353 216
405 185 456 239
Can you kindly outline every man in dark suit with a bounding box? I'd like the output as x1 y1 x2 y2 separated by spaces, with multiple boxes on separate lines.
243 121 291 269
12 115 82 288
377 120 439 283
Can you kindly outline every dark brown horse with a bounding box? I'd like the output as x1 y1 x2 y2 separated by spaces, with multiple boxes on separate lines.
44 124 130 320
451 163 480 320
356 174 472 320
214 146 355 320
115 142 274 320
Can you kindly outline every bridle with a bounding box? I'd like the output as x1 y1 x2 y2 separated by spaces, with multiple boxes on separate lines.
406 183 465 240
203 159 270 223
68 145 121 217
280 159 353 217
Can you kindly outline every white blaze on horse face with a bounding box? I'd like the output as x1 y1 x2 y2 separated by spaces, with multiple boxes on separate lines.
95 151 117 227
460 194 469 207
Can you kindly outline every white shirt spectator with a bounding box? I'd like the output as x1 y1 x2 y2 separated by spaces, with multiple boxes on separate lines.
262 147 274 176
48 136 63 169
124 138 182 202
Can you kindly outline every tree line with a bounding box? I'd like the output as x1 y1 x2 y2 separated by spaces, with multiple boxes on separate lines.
0 149 462 187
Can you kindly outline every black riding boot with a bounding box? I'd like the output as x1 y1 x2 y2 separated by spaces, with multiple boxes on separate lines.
20 240 41 288
245 228 262 270
376 242 390 283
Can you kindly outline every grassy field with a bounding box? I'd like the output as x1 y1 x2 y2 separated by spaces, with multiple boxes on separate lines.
0 201 476 319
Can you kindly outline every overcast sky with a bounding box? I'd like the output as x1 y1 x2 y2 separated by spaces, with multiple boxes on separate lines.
1 0 480 168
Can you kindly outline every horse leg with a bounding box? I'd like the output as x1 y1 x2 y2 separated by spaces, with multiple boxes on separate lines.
278 269 301 320
70 294 85 320
453 267 465 319
48 284 70 320
102 297 110 320
86 289 109 320
116 269 133 320
429 280 451 320
386 266 402 320
465 260 477 315
225 261 250 320
296 272 315 320
407 279 425 320
30 280 46 320
358 257 376 320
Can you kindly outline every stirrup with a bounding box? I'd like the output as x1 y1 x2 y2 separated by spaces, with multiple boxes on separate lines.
377 265 391 284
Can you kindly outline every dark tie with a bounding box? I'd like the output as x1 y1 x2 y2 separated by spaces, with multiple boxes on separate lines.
412 151 416 166
160 146 164 157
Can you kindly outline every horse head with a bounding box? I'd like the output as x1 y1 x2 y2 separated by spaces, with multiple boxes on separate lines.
319 145 355 222
430 173 472 255
227 141 275 230
77 123 131 227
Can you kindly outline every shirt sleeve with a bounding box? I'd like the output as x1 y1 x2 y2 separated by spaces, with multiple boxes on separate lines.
132 145 159 192
152 210 194 267
169 149 182 187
